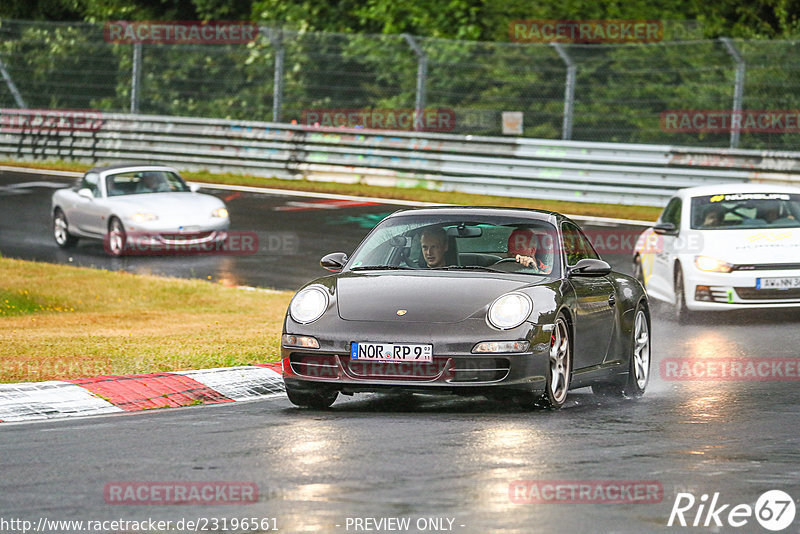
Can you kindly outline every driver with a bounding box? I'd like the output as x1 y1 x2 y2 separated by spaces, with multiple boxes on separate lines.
507 228 553 274
137 171 169 193
420 227 449 268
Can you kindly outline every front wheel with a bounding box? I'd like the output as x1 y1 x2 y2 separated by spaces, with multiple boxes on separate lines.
107 218 127 256
285 383 338 409
538 315 571 409
674 266 693 324
53 209 78 248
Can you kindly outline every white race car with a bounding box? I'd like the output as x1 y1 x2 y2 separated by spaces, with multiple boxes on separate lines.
52 164 229 256
633 184 800 320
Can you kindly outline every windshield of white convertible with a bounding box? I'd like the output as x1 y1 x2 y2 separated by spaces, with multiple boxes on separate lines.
691 193 800 230
347 215 561 278
105 170 191 196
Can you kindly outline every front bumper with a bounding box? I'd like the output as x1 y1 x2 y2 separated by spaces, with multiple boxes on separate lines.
281 321 552 396
685 268 800 310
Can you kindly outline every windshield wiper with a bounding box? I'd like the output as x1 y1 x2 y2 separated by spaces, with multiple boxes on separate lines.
430 265 505 273
350 265 415 271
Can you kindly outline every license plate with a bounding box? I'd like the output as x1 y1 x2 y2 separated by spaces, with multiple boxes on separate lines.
350 342 433 362
756 277 800 289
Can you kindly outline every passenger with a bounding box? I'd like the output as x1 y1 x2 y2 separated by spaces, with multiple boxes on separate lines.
420 227 449 268
507 228 553 274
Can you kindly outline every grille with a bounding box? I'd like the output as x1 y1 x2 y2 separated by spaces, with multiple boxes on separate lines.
345 357 449 380
161 231 214 242
733 263 800 271
734 287 800 301
289 353 338 379
450 357 511 383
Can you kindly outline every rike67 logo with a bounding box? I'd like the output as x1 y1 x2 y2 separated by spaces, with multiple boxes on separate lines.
668 490 796 531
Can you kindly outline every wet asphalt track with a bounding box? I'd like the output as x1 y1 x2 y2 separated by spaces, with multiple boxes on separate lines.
1 170 800 533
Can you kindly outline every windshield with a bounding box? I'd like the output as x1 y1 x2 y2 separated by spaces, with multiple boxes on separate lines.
347 214 561 278
691 193 800 230
105 170 190 197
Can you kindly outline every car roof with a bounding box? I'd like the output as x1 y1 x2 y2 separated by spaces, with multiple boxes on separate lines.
386 206 562 224
86 163 179 175
677 183 800 199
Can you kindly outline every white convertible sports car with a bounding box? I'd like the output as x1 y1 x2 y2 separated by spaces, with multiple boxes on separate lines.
633 183 800 320
52 164 229 256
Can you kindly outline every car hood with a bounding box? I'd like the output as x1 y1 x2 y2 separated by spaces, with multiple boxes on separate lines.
335 271 537 323
106 193 224 219
687 227 800 264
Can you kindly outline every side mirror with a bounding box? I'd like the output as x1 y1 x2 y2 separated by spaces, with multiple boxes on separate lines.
188 183 201 193
78 188 94 200
653 222 678 235
320 252 348 272
569 258 612 277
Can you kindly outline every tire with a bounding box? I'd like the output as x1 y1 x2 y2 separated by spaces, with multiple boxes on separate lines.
107 217 127 257
53 209 78 248
537 314 572 410
285 383 338 409
632 255 645 289
594 303 651 398
674 265 693 324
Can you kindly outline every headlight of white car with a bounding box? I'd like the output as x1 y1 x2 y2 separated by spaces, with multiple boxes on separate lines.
694 255 733 273
289 286 329 324
212 207 229 218
487 292 533 330
132 212 158 222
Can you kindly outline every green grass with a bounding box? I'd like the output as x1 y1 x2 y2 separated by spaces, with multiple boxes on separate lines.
0 258 292 383
0 159 662 222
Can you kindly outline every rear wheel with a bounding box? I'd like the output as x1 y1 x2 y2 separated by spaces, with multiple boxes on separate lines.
285 383 338 409
107 218 127 256
594 303 650 398
53 209 78 248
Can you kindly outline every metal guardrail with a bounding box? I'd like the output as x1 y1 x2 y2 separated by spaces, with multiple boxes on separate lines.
2 112 800 207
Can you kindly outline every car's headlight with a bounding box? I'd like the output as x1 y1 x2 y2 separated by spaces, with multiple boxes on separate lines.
289 286 329 324
212 207 229 218
132 212 158 222
487 292 533 330
694 255 733 273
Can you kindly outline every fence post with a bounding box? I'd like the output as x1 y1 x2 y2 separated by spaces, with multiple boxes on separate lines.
130 42 142 114
268 28 285 123
0 56 26 108
403 34 427 131
720 38 745 149
551 43 575 141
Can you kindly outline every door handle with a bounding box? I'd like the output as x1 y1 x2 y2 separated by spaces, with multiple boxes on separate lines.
608 294 616 307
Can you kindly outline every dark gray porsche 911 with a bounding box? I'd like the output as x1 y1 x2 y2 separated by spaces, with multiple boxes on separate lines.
281 207 650 410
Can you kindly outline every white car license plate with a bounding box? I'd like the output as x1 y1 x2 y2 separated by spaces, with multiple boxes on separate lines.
756 277 800 289
350 342 433 362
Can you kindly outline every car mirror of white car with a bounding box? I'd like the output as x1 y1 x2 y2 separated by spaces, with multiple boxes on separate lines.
653 222 678 235
189 183 200 193
77 188 94 200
